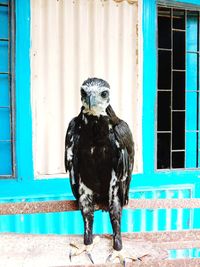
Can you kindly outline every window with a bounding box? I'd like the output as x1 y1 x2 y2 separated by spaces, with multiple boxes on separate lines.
157 6 200 170
0 0 15 177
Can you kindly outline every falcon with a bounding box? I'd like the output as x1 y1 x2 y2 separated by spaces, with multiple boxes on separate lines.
65 78 134 263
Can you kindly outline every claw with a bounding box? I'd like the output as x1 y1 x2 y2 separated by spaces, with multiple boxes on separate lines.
106 249 138 264
69 249 72 262
86 252 94 264
69 236 100 263
106 253 112 262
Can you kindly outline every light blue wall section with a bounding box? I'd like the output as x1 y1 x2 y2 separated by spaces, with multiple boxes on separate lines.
185 10 199 168
15 0 33 181
142 0 157 175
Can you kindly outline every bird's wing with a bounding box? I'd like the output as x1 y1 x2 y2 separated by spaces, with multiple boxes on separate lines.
106 105 134 206
65 113 82 200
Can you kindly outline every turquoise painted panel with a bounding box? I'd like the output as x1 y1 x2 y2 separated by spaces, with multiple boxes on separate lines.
187 11 198 52
172 0 200 5
186 53 197 91
186 91 197 131
0 141 12 175
186 132 197 168
169 248 200 259
199 79 200 167
182 208 192 229
0 5 8 39
0 74 9 106
0 108 11 139
0 42 8 72
15 0 34 181
142 0 157 174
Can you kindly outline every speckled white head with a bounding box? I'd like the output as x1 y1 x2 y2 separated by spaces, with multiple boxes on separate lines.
81 78 110 116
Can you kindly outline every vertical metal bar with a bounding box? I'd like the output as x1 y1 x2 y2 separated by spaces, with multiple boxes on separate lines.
156 5 158 170
184 10 187 168
10 0 16 177
185 10 188 168
0 0 14 178
171 8 173 169
7 0 12 177
196 11 200 168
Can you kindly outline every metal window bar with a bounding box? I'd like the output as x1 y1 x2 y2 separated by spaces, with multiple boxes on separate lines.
0 0 15 178
157 6 200 170
195 11 200 167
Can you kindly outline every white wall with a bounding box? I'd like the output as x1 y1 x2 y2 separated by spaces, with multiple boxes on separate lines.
31 0 142 177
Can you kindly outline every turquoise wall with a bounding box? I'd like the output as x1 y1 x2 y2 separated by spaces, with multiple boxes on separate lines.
1 0 200 235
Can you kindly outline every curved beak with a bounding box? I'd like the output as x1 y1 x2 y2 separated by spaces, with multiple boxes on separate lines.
86 95 96 110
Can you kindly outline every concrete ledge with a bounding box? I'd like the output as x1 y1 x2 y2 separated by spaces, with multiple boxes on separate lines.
1 231 200 266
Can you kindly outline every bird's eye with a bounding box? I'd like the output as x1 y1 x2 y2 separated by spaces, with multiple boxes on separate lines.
81 89 87 98
101 90 109 98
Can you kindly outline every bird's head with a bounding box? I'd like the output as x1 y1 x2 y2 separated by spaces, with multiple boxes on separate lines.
80 78 110 116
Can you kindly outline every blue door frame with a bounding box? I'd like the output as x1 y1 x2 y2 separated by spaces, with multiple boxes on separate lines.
1 0 200 233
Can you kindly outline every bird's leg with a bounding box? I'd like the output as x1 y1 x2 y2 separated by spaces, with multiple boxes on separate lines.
82 208 94 246
69 183 98 263
109 197 122 251
107 186 136 265
107 201 140 265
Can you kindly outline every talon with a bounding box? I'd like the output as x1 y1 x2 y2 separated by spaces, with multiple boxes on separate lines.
69 249 72 262
106 253 112 262
106 249 138 264
86 252 94 264
68 236 100 263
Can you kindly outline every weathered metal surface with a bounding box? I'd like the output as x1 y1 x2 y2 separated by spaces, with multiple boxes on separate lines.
31 0 141 177
1 198 200 215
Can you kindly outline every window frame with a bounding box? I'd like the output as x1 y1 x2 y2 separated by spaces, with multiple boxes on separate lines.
156 5 200 171
0 0 16 178
140 0 200 196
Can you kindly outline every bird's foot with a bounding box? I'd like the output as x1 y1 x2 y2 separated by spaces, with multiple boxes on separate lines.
106 249 141 266
69 236 100 264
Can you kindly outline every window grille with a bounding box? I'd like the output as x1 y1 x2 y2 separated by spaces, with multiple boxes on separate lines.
157 6 200 170
0 0 15 177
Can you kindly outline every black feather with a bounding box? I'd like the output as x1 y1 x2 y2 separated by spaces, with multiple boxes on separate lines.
106 104 134 205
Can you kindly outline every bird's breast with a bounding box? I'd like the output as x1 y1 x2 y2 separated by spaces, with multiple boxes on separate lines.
77 115 116 194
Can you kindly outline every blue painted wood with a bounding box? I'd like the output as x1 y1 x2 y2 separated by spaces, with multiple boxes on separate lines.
15 0 34 181
0 75 9 106
185 11 198 168
142 0 157 174
0 42 8 72
0 142 12 175
172 0 200 5
0 5 8 38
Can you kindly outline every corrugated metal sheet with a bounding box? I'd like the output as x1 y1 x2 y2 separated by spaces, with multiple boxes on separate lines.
0 187 196 235
31 0 142 177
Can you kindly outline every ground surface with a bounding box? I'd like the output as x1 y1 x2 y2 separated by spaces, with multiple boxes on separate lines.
0 233 168 267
